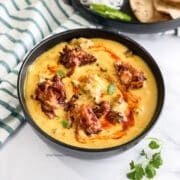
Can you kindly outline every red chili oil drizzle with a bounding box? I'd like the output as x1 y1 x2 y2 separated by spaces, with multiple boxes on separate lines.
47 65 57 73
101 119 113 129
91 45 121 61
122 110 135 130
101 110 135 133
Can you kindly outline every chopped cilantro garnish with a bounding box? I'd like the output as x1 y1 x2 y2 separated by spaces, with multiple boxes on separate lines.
150 152 163 169
148 140 160 149
127 171 136 180
140 149 148 159
57 70 66 78
145 164 156 179
130 161 135 170
134 164 145 180
127 164 144 180
107 84 116 95
61 120 69 128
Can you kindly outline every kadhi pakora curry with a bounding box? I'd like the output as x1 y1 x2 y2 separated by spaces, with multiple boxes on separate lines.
25 38 157 149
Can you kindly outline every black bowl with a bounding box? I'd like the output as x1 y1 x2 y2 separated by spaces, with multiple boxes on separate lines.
18 28 165 157
71 0 180 34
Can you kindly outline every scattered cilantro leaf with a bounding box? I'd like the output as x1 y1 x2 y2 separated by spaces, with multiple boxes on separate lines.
149 140 160 149
127 163 144 180
130 161 135 170
134 164 144 180
57 70 66 78
150 152 163 169
140 149 148 159
61 120 69 128
145 164 156 179
127 171 135 180
107 84 116 95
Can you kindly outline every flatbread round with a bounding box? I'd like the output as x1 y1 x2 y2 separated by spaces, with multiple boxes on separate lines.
163 0 180 3
154 0 180 19
130 0 170 23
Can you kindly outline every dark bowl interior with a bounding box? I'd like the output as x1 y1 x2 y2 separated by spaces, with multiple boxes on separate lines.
18 28 165 156
71 0 180 34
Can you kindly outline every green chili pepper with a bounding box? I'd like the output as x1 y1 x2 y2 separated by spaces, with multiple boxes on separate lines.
90 4 132 22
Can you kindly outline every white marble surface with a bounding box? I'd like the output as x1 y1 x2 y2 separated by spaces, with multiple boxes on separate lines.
0 34 180 180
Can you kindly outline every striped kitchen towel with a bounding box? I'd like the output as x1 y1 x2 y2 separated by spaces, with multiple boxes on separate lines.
0 0 179 146
0 0 95 145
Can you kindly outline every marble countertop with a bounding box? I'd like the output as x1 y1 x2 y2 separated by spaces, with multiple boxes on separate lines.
0 34 180 180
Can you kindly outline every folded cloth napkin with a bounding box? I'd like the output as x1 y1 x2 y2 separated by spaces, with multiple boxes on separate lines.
0 0 179 146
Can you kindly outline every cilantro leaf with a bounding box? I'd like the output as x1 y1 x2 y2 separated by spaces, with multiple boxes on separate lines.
130 161 135 170
145 164 156 179
140 149 148 159
57 70 66 78
150 152 163 169
107 84 116 95
134 164 144 180
127 164 144 180
127 171 135 180
148 140 160 149
61 120 69 128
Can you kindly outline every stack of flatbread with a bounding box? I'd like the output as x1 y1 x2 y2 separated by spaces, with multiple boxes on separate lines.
130 0 180 23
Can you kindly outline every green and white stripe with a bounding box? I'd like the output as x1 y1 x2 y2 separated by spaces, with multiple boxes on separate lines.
0 0 94 145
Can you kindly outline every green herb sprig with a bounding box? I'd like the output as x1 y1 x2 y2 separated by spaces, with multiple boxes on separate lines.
127 138 163 180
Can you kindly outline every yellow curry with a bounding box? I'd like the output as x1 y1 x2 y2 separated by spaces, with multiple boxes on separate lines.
25 38 157 149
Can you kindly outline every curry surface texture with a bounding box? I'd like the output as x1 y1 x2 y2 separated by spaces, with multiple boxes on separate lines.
25 38 157 149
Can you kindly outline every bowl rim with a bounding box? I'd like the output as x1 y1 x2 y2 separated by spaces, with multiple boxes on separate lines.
17 28 165 152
